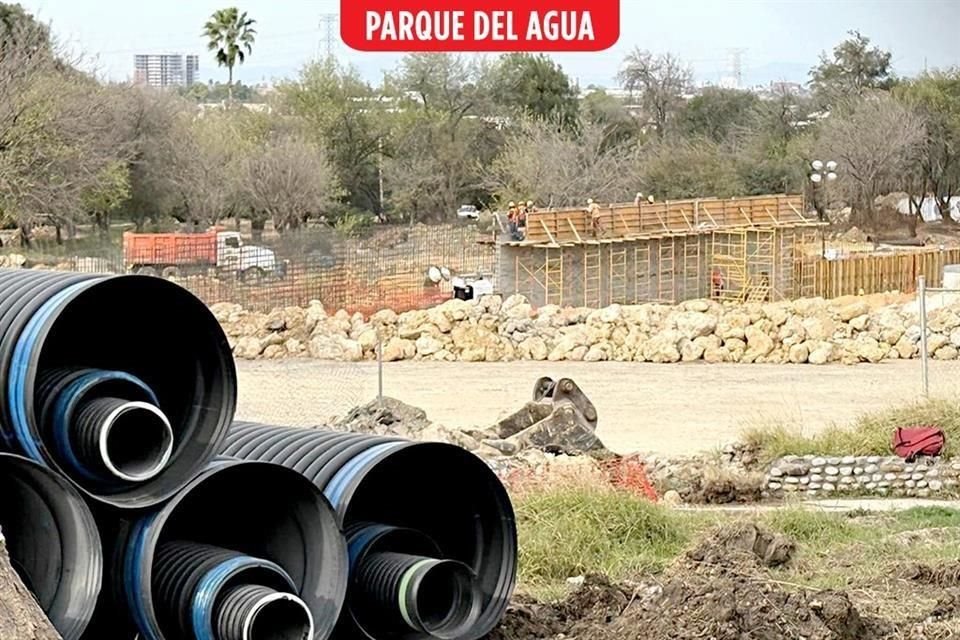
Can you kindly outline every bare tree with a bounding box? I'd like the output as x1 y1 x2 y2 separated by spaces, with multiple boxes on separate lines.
817 93 926 228
617 50 692 138
0 19 135 245
241 136 340 234
485 118 634 207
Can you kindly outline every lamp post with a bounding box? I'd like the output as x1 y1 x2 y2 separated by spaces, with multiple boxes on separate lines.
809 160 838 259
809 160 838 221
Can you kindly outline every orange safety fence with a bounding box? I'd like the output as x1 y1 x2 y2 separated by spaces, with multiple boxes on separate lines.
497 454 658 502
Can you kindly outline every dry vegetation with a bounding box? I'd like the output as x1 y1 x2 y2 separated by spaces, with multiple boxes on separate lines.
741 398 960 465
509 481 960 638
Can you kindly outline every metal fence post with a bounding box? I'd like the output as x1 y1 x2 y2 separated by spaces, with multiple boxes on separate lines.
919 275 929 397
376 327 384 407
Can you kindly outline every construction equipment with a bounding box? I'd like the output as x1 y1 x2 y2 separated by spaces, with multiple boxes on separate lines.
491 377 605 456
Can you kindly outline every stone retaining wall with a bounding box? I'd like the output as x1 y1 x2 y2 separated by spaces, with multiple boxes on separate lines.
211 290 947 364
765 455 960 498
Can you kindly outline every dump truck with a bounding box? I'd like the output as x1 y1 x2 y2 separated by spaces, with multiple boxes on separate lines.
122 229 286 281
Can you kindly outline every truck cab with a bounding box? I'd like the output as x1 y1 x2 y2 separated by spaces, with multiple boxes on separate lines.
216 231 286 281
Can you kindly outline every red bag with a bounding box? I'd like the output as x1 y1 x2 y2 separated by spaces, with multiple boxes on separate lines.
892 426 945 462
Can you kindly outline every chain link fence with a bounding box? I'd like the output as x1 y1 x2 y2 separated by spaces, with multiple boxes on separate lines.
0 223 496 313
918 273 960 398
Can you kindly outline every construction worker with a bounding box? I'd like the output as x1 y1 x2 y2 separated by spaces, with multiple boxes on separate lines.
634 192 644 206
507 201 517 239
516 200 528 240
711 267 725 298
587 198 603 238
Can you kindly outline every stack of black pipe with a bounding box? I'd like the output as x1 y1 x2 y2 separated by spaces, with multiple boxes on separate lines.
0 267 517 640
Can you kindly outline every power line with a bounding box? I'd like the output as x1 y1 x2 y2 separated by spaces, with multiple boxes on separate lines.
318 13 339 60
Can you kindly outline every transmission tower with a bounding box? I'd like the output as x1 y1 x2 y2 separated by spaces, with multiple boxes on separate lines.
728 48 747 89
318 13 339 60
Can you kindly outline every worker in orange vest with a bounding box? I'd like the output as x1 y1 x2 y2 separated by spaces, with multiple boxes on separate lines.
711 268 725 298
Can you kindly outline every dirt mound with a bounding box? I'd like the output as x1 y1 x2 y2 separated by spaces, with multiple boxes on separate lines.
486 525 891 640
334 396 433 437
901 562 960 587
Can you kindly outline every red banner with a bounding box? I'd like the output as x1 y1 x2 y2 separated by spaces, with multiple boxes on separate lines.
341 0 620 52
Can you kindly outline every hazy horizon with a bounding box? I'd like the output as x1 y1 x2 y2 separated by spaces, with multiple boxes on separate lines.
20 0 960 89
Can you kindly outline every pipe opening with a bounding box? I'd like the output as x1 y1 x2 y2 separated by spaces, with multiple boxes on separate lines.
0 453 102 640
413 561 476 636
100 401 174 482
245 592 314 640
355 552 478 638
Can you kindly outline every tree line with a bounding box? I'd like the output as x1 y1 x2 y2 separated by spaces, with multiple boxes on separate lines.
1 2 958 247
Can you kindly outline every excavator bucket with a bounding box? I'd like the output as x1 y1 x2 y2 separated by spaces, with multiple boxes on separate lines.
492 377 604 456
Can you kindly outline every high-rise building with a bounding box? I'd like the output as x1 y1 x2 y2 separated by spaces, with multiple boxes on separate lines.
133 54 199 88
185 54 199 86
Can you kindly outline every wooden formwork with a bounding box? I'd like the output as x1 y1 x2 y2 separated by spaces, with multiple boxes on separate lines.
513 194 808 247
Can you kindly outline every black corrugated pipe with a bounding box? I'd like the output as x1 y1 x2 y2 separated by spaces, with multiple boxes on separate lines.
221 423 517 640
0 268 236 508
153 541 314 640
0 452 102 640
345 524 479 640
88 458 348 640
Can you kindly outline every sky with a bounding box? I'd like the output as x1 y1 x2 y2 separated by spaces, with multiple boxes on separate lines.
18 0 960 89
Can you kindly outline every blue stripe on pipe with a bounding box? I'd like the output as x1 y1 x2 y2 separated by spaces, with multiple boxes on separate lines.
124 513 163 640
191 555 292 640
323 442 405 510
51 370 158 484
6 279 99 463
347 524 394 570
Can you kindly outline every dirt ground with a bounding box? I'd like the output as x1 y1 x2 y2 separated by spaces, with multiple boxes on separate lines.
235 359 957 456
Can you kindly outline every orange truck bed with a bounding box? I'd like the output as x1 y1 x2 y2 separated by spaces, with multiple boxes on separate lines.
122 231 218 267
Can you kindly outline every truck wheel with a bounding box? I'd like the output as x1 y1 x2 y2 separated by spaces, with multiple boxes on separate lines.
136 266 158 277
242 267 265 284
161 266 181 280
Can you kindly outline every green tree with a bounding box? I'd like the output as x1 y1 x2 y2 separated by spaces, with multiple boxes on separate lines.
639 138 745 199
677 88 760 143
809 31 894 107
278 59 386 215
490 53 579 125
202 7 256 101
81 160 131 236
581 88 640 148
896 69 960 222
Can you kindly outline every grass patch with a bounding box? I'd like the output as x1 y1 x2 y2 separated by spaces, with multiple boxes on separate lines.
741 398 960 462
890 505 960 530
514 485 704 597
761 507 866 548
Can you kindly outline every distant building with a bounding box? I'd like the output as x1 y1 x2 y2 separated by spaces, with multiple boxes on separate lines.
133 53 199 88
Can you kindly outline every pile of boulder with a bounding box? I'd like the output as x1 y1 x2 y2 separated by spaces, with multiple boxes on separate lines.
211 289 951 365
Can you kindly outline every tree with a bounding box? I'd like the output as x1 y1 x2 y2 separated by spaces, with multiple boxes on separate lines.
816 93 925 228
616 49 692 138
896 69 960 223
489 53 579 125
203 7 256 102
485 118 634 208
581 88 640 148
0 12 136 246
81 160 131 237
639 137 745 199
809 31 894 107
677 87 760 144
278 59 387 215
241 136 340 236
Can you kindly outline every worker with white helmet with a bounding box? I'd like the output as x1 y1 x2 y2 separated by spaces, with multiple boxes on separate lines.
587 198 603 238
